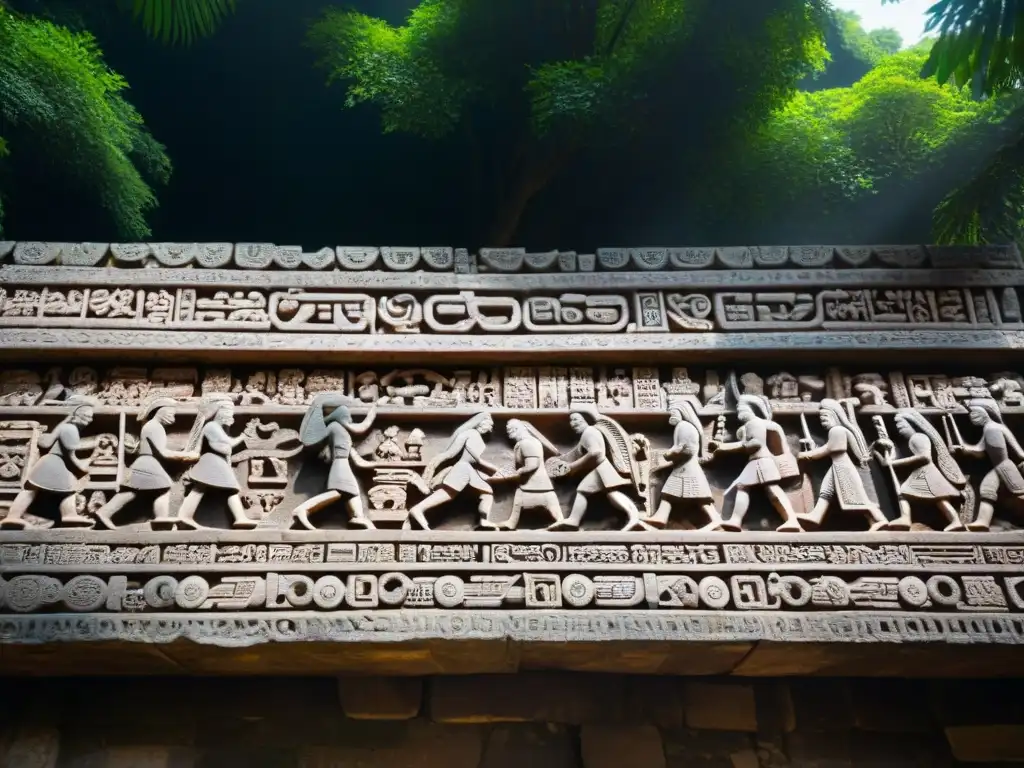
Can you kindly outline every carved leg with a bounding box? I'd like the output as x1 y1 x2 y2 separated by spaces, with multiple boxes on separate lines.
865 504 889 532
404 490 452 530
541 492 562 528
94 491 136 530
940 500 966 532
153 491 171 523
797 499 829 529
291 491 343 530
229 494 258 529
719 490 749 532
886 499 913 531
480 492 510 531
608 491 653 531
648 499 673 528
346 496 375 530
549 494 586 531
60 494 93 527
968 500 995 532
1 490 36 529
476 493 495 528
699 502 726 531
168 489 204 530
767 485 803 533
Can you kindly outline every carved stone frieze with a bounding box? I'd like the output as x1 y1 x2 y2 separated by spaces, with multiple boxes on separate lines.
1 242 1020 272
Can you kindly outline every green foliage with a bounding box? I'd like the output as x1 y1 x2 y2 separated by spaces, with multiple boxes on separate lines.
118 0 236 45
869 27 904 55
0 4 170 236
715 48 999 238
834 9 902 65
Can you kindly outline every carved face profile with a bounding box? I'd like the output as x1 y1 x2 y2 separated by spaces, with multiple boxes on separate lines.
736 403 753 423
819 409 837 429
506 420 525 441
969 406 988 426
156 407 176 426
894 413 913 439
478 415 494 435
215 403 235 426
569 413 587 434
668 408 682 426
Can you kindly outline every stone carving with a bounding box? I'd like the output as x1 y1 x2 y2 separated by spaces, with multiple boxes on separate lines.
157 397 255 530
1 397 99 529
547 408 652 532
951 399 1024 531
292 395 377 529
405 412 499 529
649 402 724 530
489 419 562 530
797 398 889 531
713 395 803 533
93 397 199 529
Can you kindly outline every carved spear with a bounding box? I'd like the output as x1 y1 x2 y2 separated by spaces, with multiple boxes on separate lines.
871 415 902 505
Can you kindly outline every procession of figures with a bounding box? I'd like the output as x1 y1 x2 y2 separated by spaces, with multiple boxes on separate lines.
3 373 1024 533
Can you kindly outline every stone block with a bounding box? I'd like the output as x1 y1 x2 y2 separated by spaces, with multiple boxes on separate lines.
479 724 578 768
753 681 795 735
946 725 1024 763
848 679 932 733
849 732 953 767
785 730 852 767
930 681 1024 727
685 682 758 732
338 677 422 720
581 724 664 768
430 673 626 724
297 721 483 768
663 729 754 768
1 726 60 768
625 677 686 729
787 680 854 732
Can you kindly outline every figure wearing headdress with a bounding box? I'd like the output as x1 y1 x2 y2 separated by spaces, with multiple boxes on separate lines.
952 399 1024 530
2 396 99 529
94 396 199 529
291 394 377 529
155 395 255 530
875 409 965 531
797 399 889 531
547 407 652 531
487 418 563 530
712 394 802 532
649 402 724 530
405 411 499 530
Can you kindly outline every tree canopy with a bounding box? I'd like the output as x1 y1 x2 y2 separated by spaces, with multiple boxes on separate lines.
308 0 831 245
0 1 170 237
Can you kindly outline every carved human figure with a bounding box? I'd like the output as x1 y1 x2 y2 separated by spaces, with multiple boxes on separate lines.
649 403 724 530
405 412 499 530
94 397 199 529
797 399 889 531
875 409 965 531
2 396 99 529
952 399 1024 531
156 397 255 530
483 419 562 530
712 395 802 532
547 407 652 532
291 394 377 530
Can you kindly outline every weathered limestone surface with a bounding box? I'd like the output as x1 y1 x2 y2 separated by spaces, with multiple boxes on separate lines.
2 243 1024 675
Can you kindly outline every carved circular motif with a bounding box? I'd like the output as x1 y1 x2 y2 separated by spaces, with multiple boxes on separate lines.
7 576 50 613
62 575 108 612
378 573 412 606
313 576 346 610
144 576 178 609
561 574 595 607
898 577 930 608
698 576 730 609
175 576 210 610
433 575 465 608
927 575 961 606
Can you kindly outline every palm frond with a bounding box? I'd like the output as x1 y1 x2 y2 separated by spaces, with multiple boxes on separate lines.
123 0 236 45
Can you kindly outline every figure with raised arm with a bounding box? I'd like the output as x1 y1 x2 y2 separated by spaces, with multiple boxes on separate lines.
291 394 377 529
713 394 802 532
2 396 99 529
405 412 499 530
797 398 889 531
94 397 199 529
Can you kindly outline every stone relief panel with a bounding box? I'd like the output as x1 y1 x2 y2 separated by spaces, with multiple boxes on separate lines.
1 284 1021 336
3 366 1024 535
1 242 1020 272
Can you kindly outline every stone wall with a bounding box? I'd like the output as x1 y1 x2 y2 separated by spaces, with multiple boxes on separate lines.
2 674 1023 766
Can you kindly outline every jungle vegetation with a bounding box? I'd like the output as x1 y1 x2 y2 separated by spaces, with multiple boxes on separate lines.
1 0 1024 247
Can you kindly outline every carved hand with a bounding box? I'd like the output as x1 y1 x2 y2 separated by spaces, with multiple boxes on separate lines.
546 458 571 478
